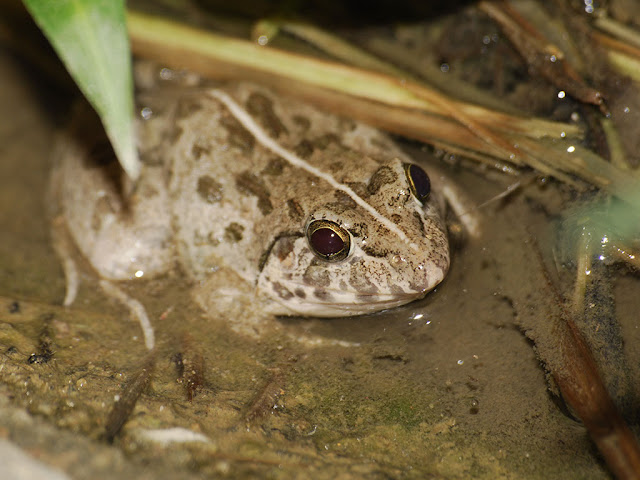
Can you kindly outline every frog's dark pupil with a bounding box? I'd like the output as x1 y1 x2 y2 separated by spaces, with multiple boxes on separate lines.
310 227 344 256
307 220 351 261
407 164 431 202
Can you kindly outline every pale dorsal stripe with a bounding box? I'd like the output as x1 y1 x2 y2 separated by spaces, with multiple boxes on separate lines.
208 89 416 250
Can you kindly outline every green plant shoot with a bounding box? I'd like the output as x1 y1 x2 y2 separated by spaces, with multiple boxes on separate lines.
23 0 140 179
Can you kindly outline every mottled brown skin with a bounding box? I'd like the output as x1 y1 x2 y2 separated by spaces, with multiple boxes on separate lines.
54 81 449 322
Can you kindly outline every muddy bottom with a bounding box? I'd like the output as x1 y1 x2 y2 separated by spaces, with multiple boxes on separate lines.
0 47 637 479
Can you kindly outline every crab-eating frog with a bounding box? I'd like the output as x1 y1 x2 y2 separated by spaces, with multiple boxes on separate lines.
52 79 452 333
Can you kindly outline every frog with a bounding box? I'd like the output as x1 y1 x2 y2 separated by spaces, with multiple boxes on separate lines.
51 77 455 339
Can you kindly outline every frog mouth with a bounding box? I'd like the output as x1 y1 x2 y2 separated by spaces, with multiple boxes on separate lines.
257 229 448 318
264 288 433 318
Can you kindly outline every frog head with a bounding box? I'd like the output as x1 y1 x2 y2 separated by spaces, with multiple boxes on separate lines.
256 160 449 317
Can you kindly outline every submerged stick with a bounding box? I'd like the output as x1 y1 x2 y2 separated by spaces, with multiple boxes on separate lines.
478 0 605 110
532 239 640 479
552 307 640 480
104 351 156 442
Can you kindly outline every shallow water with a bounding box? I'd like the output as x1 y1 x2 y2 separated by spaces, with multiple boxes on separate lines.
1 35 638 479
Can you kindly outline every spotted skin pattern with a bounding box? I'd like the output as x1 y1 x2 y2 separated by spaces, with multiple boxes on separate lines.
54 81 449 320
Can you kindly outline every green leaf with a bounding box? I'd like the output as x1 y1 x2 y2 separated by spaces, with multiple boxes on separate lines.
23 0 140 179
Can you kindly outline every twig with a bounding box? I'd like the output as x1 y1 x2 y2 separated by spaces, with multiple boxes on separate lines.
104 351 156 442
530 239 640 479
478 0 605 111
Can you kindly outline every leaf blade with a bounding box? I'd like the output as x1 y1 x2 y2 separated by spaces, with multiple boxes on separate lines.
23 0 140 179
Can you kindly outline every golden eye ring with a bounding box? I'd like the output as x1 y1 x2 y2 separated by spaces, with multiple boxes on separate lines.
306 219 351 262
404 163 431 203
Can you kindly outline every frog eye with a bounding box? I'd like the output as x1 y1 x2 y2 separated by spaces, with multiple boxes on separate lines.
404 163 431 203
306 220 351 262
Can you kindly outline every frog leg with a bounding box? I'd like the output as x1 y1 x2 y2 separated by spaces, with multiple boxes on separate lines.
51 216 156 351
52 104 174 282
99 280 155 351
429 166 482 239
50 215 80 307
